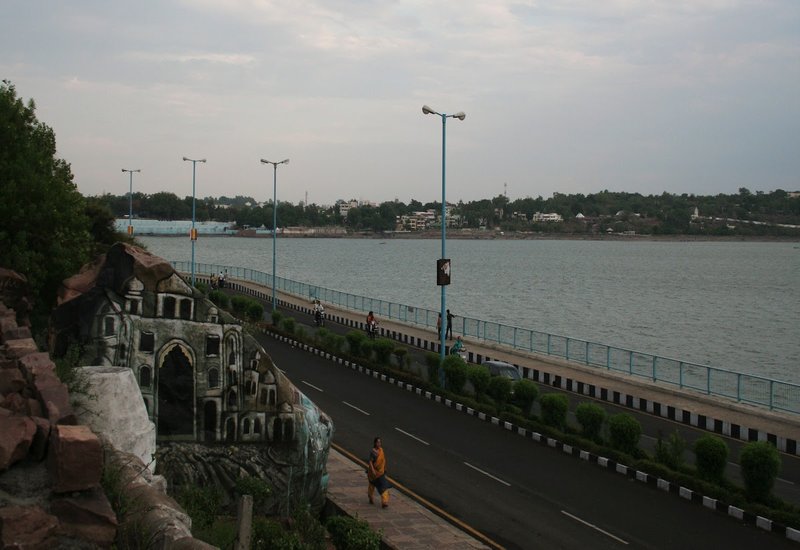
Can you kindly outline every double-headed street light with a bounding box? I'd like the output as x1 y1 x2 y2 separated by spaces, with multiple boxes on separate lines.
422 105 466 368
121 168 141 237
182 157 206 286
260 158 290 315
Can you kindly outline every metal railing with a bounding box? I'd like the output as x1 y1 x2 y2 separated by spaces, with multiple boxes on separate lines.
177 261 800 414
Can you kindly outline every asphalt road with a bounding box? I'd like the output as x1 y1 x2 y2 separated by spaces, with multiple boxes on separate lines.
255 330 797 550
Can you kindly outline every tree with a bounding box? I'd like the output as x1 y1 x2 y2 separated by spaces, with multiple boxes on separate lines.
0 80 96 317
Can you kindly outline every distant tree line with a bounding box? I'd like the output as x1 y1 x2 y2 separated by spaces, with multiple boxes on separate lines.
95 187 800 237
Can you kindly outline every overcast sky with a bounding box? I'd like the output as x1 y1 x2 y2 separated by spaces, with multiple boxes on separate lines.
2 1 798 206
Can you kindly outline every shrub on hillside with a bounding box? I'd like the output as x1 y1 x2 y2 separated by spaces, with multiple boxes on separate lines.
608 413 642 455
575 402 605 442
539 393 569 430
512 379 539 414
230 295 250 315
208 290 230 310
740 441 781 503
467 365 490 399
325 515 381 550
442 355 468 394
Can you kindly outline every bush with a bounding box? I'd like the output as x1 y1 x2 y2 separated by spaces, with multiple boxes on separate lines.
271 309 283 326
487 376 513 405
467 365 490 399
176 485 222 531
372 338 395 365
325 515 381 550
208 290 230 310
512 380 539 414
539 393 569 430
425 353 442 387
346 330 367 357
316 327 331 344
282 317 296 334
740 441 781 503
230 295 250 315
654 430 686 471
359 340 374 360
235 475 272 513
393 347 408 366
329 335 346 355
442 355 468 393
608 413 642 455
245 301 264 322
575 402 605 442
693 435 728 484
252 518 303 550
295 326 308 342
194 281 209 294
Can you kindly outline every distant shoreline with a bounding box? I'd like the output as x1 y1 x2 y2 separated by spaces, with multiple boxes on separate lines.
139 230 799 243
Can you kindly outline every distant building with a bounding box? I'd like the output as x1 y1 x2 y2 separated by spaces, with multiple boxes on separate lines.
532 212 563 223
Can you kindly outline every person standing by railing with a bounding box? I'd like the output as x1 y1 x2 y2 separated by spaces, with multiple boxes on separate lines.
446 309 454 340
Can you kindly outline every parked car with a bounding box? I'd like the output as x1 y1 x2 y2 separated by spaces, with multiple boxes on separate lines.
481 360 521 381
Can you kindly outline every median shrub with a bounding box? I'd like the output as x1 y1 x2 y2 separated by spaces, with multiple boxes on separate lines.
467 365 490 399
575 402 605 442
693 435 728 484
372 338 395 365
271 309 282 326
425 353 441 387
208 290 230 310
345 330 367 357
230 294 250 315
740 441 781 503
442 355 468 393
245 301 264 322
539 393 569 430
393 347 408 367
282 317 296 335
487 376 513 405
512 379 539 414
654 430 686 471
608 413 641 455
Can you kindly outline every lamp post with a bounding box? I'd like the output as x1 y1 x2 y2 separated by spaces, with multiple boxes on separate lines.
182 157 206 286
260 158 290 315
422 105 466 367
121 168 141 237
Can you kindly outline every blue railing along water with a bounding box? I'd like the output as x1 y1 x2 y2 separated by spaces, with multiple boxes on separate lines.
178 261 800 415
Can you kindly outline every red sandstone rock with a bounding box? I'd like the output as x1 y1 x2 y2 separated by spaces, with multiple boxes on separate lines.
0 391 28 415
0 416 36 471
34 376 76 425
3 338 38 360
51 488 118 547
0 368 25 395
2 326 32 341
48 425 103 493
18 352 56 383
0 505 58 549
0 316 17 338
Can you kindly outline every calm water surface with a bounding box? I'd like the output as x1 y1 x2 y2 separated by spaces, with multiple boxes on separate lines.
140 236 800 383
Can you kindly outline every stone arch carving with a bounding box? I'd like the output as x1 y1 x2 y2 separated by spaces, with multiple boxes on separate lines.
156 340 196 437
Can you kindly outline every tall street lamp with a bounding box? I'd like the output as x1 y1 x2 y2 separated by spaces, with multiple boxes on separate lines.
260 158 290 315
422 105 466 368
182 157 206 286
121 168 141 237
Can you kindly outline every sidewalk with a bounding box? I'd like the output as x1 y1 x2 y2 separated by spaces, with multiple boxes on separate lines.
325 448 493 549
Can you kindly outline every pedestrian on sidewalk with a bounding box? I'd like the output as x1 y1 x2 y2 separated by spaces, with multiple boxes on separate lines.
446 309 454 340
367 436 391 508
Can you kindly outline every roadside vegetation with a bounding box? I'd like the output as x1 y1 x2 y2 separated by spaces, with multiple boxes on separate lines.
249 305 799 532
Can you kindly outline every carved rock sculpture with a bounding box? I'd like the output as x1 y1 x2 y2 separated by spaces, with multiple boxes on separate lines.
50 243 333 512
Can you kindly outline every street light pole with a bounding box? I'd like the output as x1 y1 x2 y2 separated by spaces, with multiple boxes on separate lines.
422 105 466 368
182 157 206 286
121 169 141 237
260 158 290 315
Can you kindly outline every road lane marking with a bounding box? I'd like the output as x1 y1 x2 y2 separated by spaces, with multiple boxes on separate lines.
342 401 370 416
463 462 511 487
561 510 629 545
302 380 323 392
394 427 430 446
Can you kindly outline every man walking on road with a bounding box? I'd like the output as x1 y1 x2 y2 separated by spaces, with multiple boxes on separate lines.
446 309 454 340
367 436 391 508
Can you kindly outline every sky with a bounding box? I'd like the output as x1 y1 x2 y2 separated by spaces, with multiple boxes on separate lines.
1 1 798 206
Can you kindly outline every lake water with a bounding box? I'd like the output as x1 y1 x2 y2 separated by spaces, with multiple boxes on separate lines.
140 236 800 384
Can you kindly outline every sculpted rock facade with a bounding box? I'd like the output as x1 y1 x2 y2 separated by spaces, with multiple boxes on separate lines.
50 243 333 512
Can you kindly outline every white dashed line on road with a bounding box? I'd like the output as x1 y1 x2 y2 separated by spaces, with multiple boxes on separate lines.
561 510 629 545
342 401 370 416
463 462 511 487
301 380 323 392
394 427 430 446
